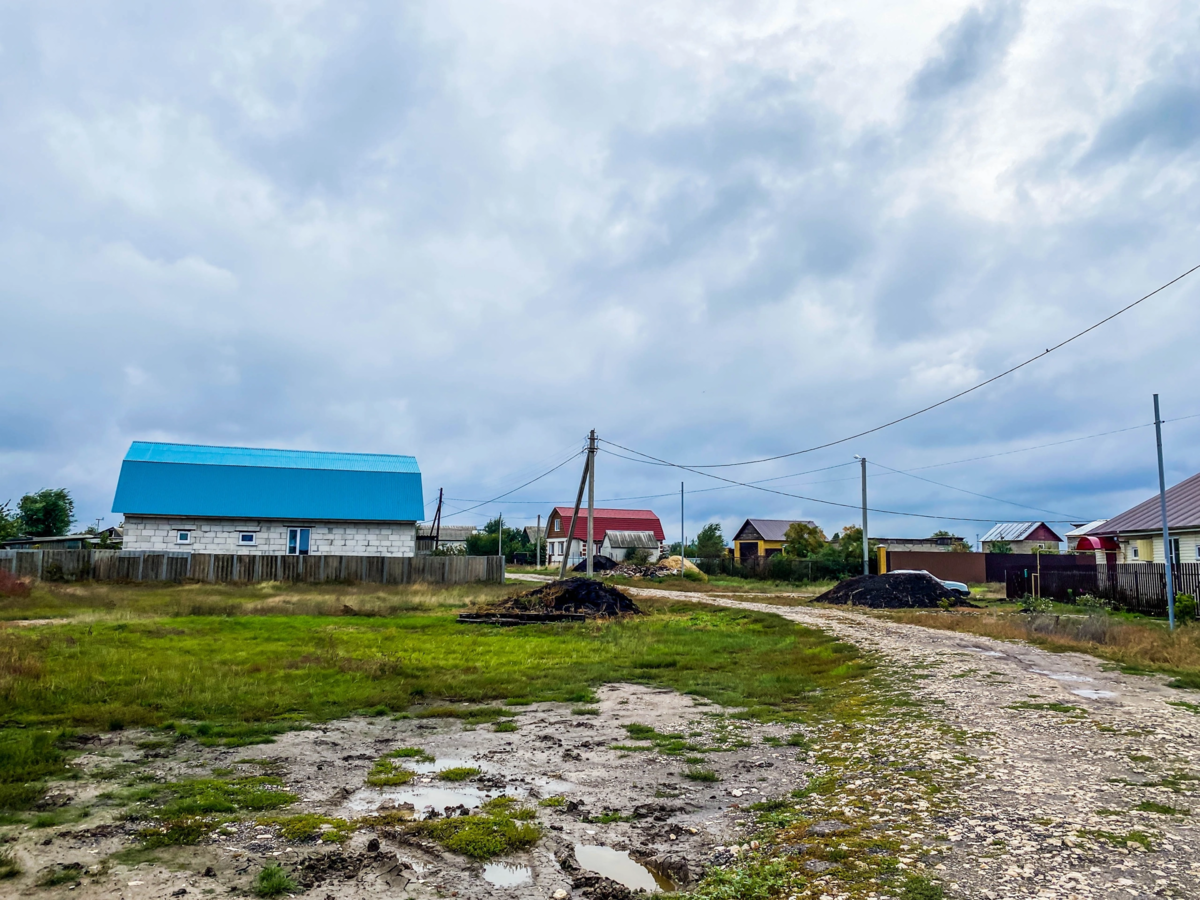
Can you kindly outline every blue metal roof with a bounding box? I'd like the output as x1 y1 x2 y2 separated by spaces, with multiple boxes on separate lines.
123 441 419 473
112 442 424 522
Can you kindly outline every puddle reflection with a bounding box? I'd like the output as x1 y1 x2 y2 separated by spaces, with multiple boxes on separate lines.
574 844 675 893
482 862 532 887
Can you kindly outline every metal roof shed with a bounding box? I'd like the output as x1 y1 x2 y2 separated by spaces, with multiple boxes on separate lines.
112 442 424 522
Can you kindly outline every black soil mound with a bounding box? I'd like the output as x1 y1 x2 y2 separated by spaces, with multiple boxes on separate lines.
458 577 641 625
815 572 973 609
572 555 619 572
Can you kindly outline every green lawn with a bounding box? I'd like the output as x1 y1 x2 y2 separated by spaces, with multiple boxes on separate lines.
0 585 872 816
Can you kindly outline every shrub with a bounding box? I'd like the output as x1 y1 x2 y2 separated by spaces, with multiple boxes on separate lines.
1175 593 1197 624
252 864 297 898
0 569 30 598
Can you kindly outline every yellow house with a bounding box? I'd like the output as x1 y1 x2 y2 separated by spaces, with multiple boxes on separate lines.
732 518 816 560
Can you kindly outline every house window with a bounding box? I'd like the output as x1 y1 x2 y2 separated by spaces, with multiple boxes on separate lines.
1131 545 1139 560
176 530 191 544
287 528 311 556
1171 538 1180 564
239 533 256 546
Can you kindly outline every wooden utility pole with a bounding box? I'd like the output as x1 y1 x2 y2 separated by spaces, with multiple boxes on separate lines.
558 451 591 580
429 488 444 551
536 513 541 569
586 430 596 578
1155 394 1176 629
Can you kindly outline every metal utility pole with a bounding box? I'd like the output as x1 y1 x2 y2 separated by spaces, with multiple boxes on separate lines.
587 430 596 578
536 513 541 569
1155 394 1176 629
855 456 868 575
558 450 591 579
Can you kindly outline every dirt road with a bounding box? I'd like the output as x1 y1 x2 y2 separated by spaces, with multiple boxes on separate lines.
617 582 1200 899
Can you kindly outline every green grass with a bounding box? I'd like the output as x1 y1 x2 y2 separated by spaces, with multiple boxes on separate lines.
571 706 600 716
1081 828 1153 849
409 795 540 859
0 591 869 810
257 813 354 842
366 758 417 786
436 766 481 782
1134 800 1190 815
252 863 297 898
1005 701 1087 716
683 766 720 782
0 848 20 879
36 864 83 887
537 796 565 807
901 875 946 900
493 721 518 732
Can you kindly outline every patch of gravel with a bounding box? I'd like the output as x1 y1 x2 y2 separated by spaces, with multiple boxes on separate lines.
627 584 1200 899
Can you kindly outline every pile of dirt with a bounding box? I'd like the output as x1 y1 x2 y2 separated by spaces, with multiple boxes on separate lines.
458 578 641 625
572 555 619 572
814 572 972 609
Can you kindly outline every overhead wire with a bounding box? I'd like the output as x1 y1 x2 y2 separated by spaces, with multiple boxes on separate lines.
440 449 585 520
632 263 1200 469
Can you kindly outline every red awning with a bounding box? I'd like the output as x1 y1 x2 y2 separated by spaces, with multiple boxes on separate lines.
1076 535 1119 551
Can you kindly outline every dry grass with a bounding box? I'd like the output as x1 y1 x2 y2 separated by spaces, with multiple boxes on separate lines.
0 580 526 622
886 609 1200 687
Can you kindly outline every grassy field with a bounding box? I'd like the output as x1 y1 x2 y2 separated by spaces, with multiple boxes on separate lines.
0 580 874 818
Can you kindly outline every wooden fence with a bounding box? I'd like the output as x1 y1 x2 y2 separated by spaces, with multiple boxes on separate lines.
1005 562 1200 617
0 549 504 586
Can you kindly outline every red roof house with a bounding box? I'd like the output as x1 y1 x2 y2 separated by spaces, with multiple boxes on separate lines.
543 506 665 561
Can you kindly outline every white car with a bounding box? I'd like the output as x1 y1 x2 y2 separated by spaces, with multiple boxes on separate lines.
889 569 971 598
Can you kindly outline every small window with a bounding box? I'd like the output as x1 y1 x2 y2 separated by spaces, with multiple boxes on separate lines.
1194 545 1200 561
176 531 191 544
1131 545 1139 560
239 533 256 545
287 528 311 556
1171 538 1181 564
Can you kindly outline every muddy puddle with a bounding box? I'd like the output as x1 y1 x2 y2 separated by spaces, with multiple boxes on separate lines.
482 862 533 887
575 844 676 893
17 683 815 900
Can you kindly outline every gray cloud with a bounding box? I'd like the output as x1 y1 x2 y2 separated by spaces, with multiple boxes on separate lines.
909 0 1024 101
0 0 1198 542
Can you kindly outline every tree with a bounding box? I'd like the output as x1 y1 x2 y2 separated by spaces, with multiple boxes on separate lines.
19 489 75 537
0 501 21 542
693 523 726 558
989 540 1012 554
465 517 534 563
821 525 877 565
783 521 826 558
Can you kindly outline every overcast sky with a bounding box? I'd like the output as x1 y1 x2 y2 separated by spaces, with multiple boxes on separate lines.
2 0 1199 542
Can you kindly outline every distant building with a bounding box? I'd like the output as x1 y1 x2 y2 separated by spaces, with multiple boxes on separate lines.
873 535 967 553
113 442 424 556
543 507 665 564
600 531 661 563
732 519 817 560
416 524 476 554
980 522 1065 554
523 524 545 547
1064 520 1109 552
1094 472 1200 564
2 525 123 550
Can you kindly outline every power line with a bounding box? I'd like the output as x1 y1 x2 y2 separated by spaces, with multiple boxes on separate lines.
441 450 584 520
638 264 1200 469
867 459 1090 521
595 437 1076 523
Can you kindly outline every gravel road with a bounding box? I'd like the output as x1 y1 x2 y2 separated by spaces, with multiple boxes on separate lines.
616 582 1200 899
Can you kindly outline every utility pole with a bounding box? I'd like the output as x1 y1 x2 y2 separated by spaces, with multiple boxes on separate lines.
559 450 591 579
536 513 541 569
1155 394 1176 629
855 456 868 576
587 430 596 578
680 482 685 570
498 512 503 560
430 488 444 551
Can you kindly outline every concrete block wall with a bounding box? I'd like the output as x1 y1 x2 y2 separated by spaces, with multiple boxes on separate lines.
122 516 417 557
